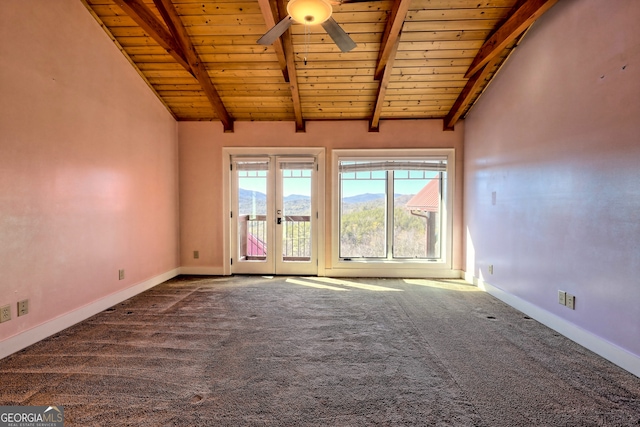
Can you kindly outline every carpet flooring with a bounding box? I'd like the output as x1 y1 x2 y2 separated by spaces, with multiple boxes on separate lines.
1 275 639 426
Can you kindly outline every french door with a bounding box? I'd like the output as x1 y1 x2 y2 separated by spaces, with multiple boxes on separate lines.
230 155 318 275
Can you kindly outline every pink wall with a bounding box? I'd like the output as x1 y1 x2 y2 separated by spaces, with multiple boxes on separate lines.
178 120 464 272
0 1 179 342
464 0 640 357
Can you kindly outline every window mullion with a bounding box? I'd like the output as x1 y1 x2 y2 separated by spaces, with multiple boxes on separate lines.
386 170 394 259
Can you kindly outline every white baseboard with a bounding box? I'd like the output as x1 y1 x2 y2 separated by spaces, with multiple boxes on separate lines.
472 275 640 379
0 268 180 360
179 266 225 276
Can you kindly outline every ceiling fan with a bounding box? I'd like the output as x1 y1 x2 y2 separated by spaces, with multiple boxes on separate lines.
257 0 358 53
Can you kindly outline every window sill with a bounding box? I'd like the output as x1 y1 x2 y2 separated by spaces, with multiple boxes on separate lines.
326 263 460 279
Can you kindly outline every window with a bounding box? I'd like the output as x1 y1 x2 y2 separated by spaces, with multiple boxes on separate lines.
332 149 454 271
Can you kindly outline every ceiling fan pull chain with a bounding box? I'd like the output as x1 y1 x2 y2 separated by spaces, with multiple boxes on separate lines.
304 25 310 65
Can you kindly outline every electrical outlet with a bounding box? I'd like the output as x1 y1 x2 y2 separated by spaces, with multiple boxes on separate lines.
0 304 11 323
194 250 199 259
488 265 494 275
119 269 125 280
17 299 29 317
558 290 566 306
566 293 575 310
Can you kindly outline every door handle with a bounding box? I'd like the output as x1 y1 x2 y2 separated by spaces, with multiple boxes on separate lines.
277 217 282 225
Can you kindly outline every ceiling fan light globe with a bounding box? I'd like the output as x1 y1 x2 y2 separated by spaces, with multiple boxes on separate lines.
287 0 332 25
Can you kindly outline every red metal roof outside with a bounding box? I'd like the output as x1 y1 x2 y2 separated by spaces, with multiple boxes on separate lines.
405 179 440 212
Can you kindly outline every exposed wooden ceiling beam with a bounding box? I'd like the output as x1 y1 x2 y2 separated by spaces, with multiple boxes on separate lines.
281 34 305 132
115 0 233 131
443 56 501 131
257 0 289 82
374 0 412 81
153 0 233 131
114 0 190 72
80 0 177 120
464 0 559 78
370 38 401 132
444 0 559 129
370 0 409 130
277 0 305 132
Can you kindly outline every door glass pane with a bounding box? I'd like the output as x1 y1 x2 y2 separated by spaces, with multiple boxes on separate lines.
280 162 312 262
339 162 386 258
394 171 443 259
237 161 268 262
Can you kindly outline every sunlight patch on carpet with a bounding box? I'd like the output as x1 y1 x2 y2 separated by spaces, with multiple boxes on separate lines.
286 278 348 291
403 279 480 292
307 277 403 292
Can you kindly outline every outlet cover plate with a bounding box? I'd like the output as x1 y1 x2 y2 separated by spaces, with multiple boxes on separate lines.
17 299 29 317
118 269 125 280
0 304 11 323
558 291 566 305
566 293 575 310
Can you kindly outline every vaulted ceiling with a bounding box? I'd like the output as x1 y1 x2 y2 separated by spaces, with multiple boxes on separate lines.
82 0 558 132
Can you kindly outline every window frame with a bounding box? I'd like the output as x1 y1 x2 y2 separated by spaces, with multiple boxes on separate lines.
331 148 455 276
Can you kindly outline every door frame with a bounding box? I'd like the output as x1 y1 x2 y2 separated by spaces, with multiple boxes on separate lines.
222 147 326 276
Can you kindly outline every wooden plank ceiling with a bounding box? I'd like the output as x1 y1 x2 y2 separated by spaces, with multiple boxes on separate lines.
82 0 558 131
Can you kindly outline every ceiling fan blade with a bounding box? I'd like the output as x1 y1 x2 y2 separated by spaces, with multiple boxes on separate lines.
321 17 357 52
257 15 294 46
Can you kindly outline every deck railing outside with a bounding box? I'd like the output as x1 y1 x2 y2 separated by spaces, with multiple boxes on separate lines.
239 215 311 261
